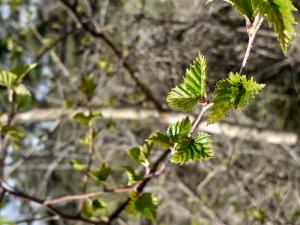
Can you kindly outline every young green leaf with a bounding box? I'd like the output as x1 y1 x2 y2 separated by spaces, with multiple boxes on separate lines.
148 131 170 149
128 146 146 163
208 72 264 124
89 163 111 182
128 192 158 223
15 84 32 109
73 111 102 126
252 0 297 53
11 63 37 82
171 132 213 164
70 159 88 171
124 166 143 185
167 117 192 143
80 76 97 99
167 53 208 112
0 71 18 88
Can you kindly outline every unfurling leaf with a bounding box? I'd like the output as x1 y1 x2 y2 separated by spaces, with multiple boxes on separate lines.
124 166 143 185
128 146 147 164
208 72 264 124
128 192 158 223
89 163 111 182
171 132 213 164
167 117 192 143
148 131 170 149
167 53 208 112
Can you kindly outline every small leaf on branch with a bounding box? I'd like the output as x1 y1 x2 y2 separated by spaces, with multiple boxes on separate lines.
148 131 170 149
128 192 158 223
208 72 264 124
124 166 143 185
0 71 18 88
167 53 208 112
15 84 32 109
167 117 192 143
171 132 213 164
11 63 37 82
90 163 111 182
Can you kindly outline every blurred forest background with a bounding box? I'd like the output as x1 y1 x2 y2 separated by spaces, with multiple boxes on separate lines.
0 0 299 225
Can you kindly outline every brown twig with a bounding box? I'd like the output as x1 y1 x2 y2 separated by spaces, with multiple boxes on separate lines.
59 0 164 111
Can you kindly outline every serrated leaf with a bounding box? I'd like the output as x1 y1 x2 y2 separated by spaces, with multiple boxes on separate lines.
89 163 111 182
227 0 255 21
208 72 264 124
167 117 192 143
167 53 208 112
70 159 87 171
0 71 18 88
128 192 158 223
15 84 32 109
11 63 37 82
171 133 213 164
252 0 297 53
148 131 170 149
73 111 102 126
124 166 143 185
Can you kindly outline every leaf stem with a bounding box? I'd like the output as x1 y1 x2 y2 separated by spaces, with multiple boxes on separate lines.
239 15 264 75
188 103 213 138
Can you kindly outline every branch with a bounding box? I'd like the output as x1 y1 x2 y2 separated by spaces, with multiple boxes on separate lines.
0 181 106 224
239 15 264 74
59 0 163 111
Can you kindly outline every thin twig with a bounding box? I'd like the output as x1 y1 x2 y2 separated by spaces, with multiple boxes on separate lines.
239 15 264 74
188 103 213 137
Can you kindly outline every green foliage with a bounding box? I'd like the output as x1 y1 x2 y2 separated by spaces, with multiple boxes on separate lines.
128 192 158 223
70 159 88 171
171 132 213 164
124 166 143 185
73 111 102 126
81 199 107 218
0 71 18 88
252 0 296 53
90 163 111 182
167 117 192 143
167 53 208 112
224 0 296 53
0 125 25 148
80 76 97 99
0 63 36 88
208 72 264 124
15 84 32 109
148 131 170 149
0 216 14 225
128 141 153 166
128 146 147 164
11 63 37 81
